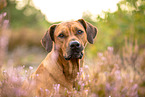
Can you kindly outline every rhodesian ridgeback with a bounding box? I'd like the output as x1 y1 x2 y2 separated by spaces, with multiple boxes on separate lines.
31 19 97 96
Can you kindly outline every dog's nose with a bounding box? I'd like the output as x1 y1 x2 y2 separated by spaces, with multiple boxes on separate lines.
69 41 80 49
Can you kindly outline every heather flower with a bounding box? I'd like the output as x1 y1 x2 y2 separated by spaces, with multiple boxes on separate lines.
36 74 39 77
107 46 113 52
45 89 50 96
0 37 144 96
53 84 60 94
29 66 33 70
98 52 103 57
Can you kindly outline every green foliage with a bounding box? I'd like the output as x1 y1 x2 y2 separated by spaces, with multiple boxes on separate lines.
84 0 145 57
0 0 51 29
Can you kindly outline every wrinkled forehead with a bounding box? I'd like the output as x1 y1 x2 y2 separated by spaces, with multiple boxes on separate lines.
55 21 84 33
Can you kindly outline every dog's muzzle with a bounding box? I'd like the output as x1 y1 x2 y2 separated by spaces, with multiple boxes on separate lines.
64 41 83 60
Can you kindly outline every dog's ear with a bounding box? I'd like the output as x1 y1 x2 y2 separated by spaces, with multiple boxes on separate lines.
41 24 57 52
78 19 97 44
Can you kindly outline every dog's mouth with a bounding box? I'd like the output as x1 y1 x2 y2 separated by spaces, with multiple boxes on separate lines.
64 52 83 60
64 47 84 60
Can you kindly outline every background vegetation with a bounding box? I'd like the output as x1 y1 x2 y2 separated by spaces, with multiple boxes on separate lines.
0 0 145 96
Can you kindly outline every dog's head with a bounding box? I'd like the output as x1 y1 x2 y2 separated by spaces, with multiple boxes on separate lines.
41 19 97 60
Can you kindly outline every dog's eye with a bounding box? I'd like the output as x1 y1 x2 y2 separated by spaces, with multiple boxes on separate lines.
77 30 84 34
58 33 65 38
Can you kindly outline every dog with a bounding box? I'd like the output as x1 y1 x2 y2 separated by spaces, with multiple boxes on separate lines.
31 19 97 96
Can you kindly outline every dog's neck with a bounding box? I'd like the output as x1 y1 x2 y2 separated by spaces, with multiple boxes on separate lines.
44 48 82 84
57 50 80 82
43 48 83 89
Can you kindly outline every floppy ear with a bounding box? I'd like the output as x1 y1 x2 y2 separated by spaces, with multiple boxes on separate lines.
78 19 97 44
41 24 57 52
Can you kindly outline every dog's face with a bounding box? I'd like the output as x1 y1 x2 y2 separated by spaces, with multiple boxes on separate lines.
41 19 97 60
53 22 87 60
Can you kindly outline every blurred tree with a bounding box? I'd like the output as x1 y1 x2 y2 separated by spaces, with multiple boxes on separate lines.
0 0 54 51
0 0 51 29
109 0 145 51
83 0 145 57
0 0 7 10
0 0 8 68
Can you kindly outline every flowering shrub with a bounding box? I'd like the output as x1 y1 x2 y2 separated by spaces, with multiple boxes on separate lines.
0 40 145 97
